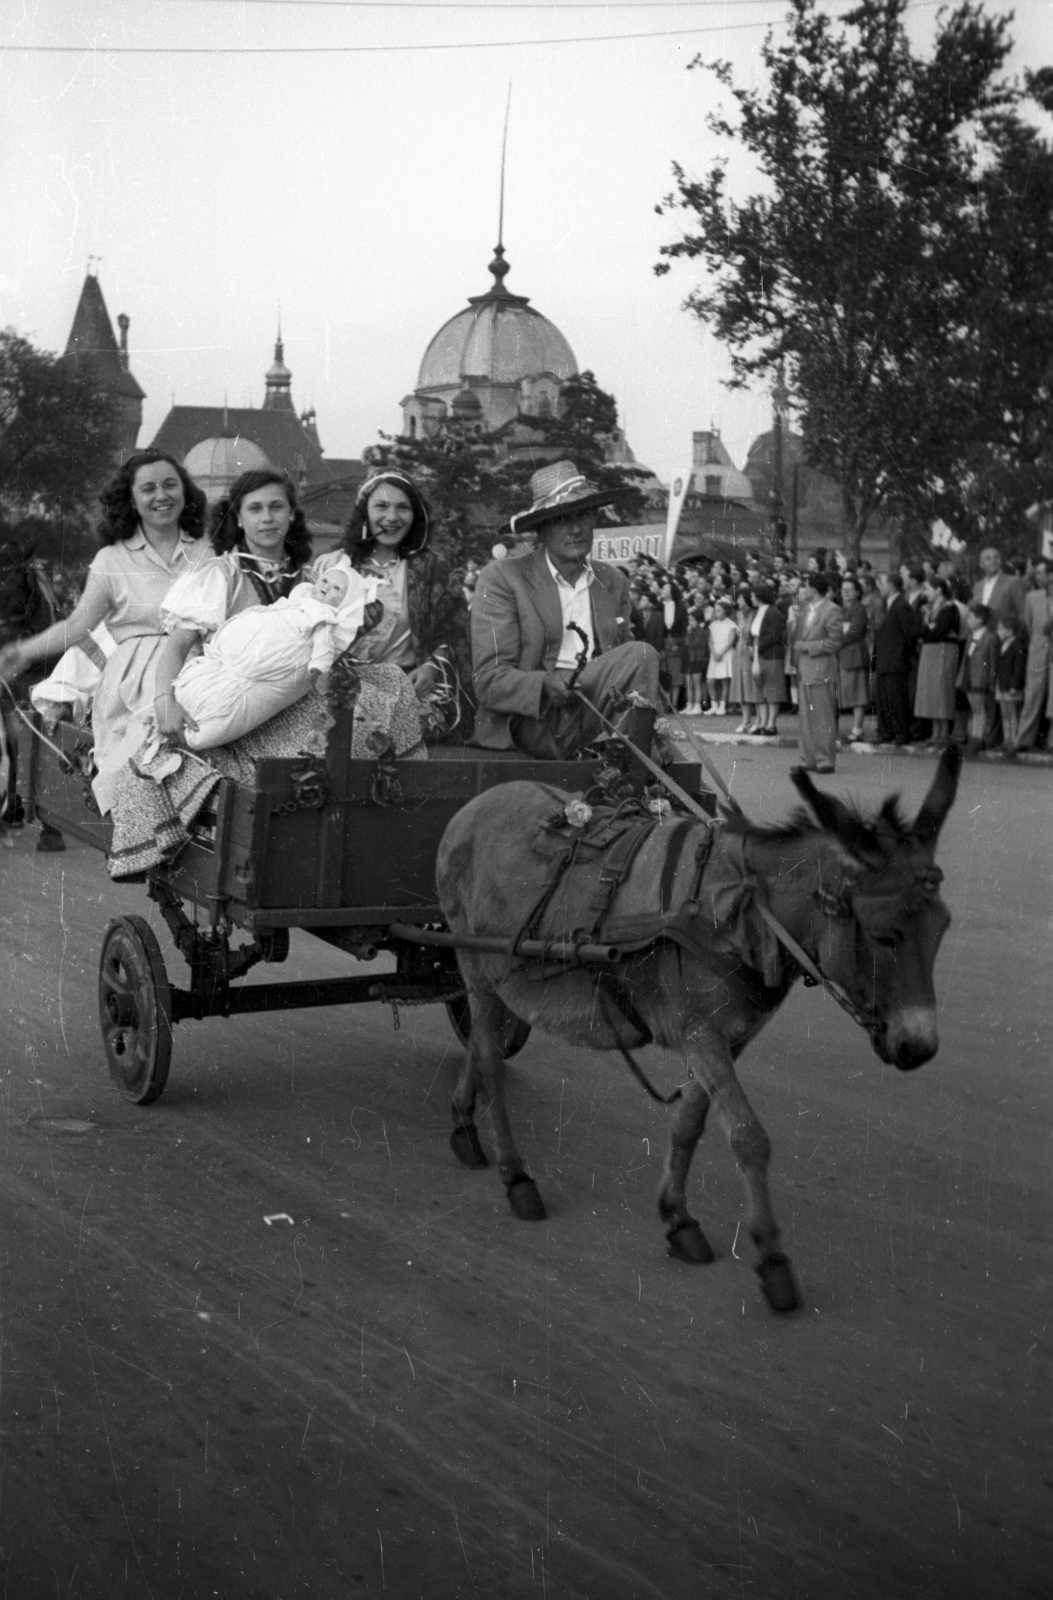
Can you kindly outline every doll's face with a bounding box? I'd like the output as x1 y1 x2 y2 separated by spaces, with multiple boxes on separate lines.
312 568 351 607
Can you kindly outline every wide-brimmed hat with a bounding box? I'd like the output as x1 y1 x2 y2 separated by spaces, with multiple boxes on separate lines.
510 460 622 535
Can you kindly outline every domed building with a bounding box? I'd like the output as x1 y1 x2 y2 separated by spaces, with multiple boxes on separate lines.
402 245 578 439
399 244 640 476
182 435 268 504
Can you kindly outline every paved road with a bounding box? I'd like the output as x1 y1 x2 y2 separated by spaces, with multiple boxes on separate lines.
1 747 1049 1598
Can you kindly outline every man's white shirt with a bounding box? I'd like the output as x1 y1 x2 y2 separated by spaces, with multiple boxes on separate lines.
547 554 596 670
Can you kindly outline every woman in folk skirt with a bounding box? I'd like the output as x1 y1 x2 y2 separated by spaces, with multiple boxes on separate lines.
914 577 961 745
748 581 786 735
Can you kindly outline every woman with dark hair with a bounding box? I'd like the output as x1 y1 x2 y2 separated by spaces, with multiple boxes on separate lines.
152 468 315 735
657 576 689 707
320 470 473 739
838 574 871 742
913 575 960 745
747 580 786 735
0 449 212 811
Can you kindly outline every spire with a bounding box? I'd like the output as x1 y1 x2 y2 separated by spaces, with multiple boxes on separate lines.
263 320 294 411
481 85 527 305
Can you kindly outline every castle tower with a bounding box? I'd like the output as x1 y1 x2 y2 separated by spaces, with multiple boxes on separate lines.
64 268 145 460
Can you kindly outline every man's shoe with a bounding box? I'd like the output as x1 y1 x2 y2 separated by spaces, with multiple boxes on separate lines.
815 762 835 773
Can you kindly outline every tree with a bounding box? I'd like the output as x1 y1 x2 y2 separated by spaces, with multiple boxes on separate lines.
656 0 1052 559
367 370 649 562
0 328 118 558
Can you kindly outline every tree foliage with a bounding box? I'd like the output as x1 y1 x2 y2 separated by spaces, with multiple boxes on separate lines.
367 370 649 563
656 0 1053 557
0 329 118 550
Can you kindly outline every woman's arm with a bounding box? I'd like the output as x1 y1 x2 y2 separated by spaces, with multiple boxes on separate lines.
0 570 112 677
152 628 202 736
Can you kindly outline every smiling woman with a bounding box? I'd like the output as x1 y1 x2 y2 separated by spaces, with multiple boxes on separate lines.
0 449 211 812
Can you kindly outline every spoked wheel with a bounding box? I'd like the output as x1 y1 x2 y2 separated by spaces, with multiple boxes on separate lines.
98 915 173 1105
446 994 531 1060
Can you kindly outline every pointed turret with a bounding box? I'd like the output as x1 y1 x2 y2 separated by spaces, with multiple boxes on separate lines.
263 327 294 411
64 269 145 459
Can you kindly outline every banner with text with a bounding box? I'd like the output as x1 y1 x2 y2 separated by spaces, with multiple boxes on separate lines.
663 468 694 567
591 528 665 566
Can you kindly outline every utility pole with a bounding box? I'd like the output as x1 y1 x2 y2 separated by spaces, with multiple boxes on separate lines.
770 365 789 558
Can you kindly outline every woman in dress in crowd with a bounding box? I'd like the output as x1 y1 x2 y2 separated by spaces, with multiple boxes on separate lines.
747 581 786 736
913 576 961 746
325 471 473 740
0 450 212 812
838 575 871 742
731 585 758 732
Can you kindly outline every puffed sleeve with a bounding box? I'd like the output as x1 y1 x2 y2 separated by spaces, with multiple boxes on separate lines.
160 557 238 637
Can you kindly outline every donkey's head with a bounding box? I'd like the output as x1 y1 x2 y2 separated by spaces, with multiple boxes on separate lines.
790 747 961 1070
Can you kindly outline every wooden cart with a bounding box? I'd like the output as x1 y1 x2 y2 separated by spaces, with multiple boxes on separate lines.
19 709 713 1106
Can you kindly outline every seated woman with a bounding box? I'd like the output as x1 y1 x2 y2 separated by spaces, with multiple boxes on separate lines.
0 450 212 812
316 469 474 741
170 561 380 750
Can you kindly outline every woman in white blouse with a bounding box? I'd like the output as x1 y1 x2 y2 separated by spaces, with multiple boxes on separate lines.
0 450 211 811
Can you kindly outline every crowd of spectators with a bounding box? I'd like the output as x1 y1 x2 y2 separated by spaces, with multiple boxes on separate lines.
615 543 1052 755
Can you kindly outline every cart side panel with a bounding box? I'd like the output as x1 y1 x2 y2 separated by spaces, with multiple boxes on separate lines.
244 754 708 912
17 722 112 851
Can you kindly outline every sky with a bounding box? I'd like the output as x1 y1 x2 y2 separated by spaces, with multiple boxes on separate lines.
2 0 1050 488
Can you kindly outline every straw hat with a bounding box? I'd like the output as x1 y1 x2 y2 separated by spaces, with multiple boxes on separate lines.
509 460 622 535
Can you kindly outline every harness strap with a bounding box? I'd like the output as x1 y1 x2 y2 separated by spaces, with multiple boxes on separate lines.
578 693 874 1036
594 975 684 1106
750 894 872 1031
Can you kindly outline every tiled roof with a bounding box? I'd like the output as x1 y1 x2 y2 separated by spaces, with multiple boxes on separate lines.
151 406 332 481
64 275 145 402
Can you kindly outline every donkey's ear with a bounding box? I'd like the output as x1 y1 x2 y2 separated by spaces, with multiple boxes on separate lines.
913 743 962 847
789 766 877 859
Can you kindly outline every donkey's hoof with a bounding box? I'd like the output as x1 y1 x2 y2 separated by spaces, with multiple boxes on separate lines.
665 1220 714 1264
449 1123 488 1170
36 827 66 853
506 1174 547 1221
757 1252 800 1314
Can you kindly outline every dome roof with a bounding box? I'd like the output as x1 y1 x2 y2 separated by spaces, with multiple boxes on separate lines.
417 246 577 392
183 435 269 501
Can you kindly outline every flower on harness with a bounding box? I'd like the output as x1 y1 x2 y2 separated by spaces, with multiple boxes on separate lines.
564 798 593 828
647 796 672 816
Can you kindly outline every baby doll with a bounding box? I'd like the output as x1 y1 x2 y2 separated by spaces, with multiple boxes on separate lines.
173 562 379 750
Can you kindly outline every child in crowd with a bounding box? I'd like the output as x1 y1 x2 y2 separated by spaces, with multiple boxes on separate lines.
171 561 379 750
705 599 737 715
957 603 998 749
995 618 1027 748
684 605 709 714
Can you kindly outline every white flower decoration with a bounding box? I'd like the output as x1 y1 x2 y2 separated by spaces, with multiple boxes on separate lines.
564 799 593 828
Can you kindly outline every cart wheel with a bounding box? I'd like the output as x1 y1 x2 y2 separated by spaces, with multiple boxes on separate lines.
98 916 173 1105
446 995 531 1060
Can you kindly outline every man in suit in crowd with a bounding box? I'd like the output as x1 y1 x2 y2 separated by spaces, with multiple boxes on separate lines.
972 546 1026 630
971 546 1027 745
873 572 919 743
471 460 660 759
792 572 842 771
1015 559 1053 751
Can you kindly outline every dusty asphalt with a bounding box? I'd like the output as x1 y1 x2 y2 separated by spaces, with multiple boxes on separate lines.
0 745 1049 1599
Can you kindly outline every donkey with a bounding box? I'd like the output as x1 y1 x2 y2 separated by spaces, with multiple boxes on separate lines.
435 748 961 1313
